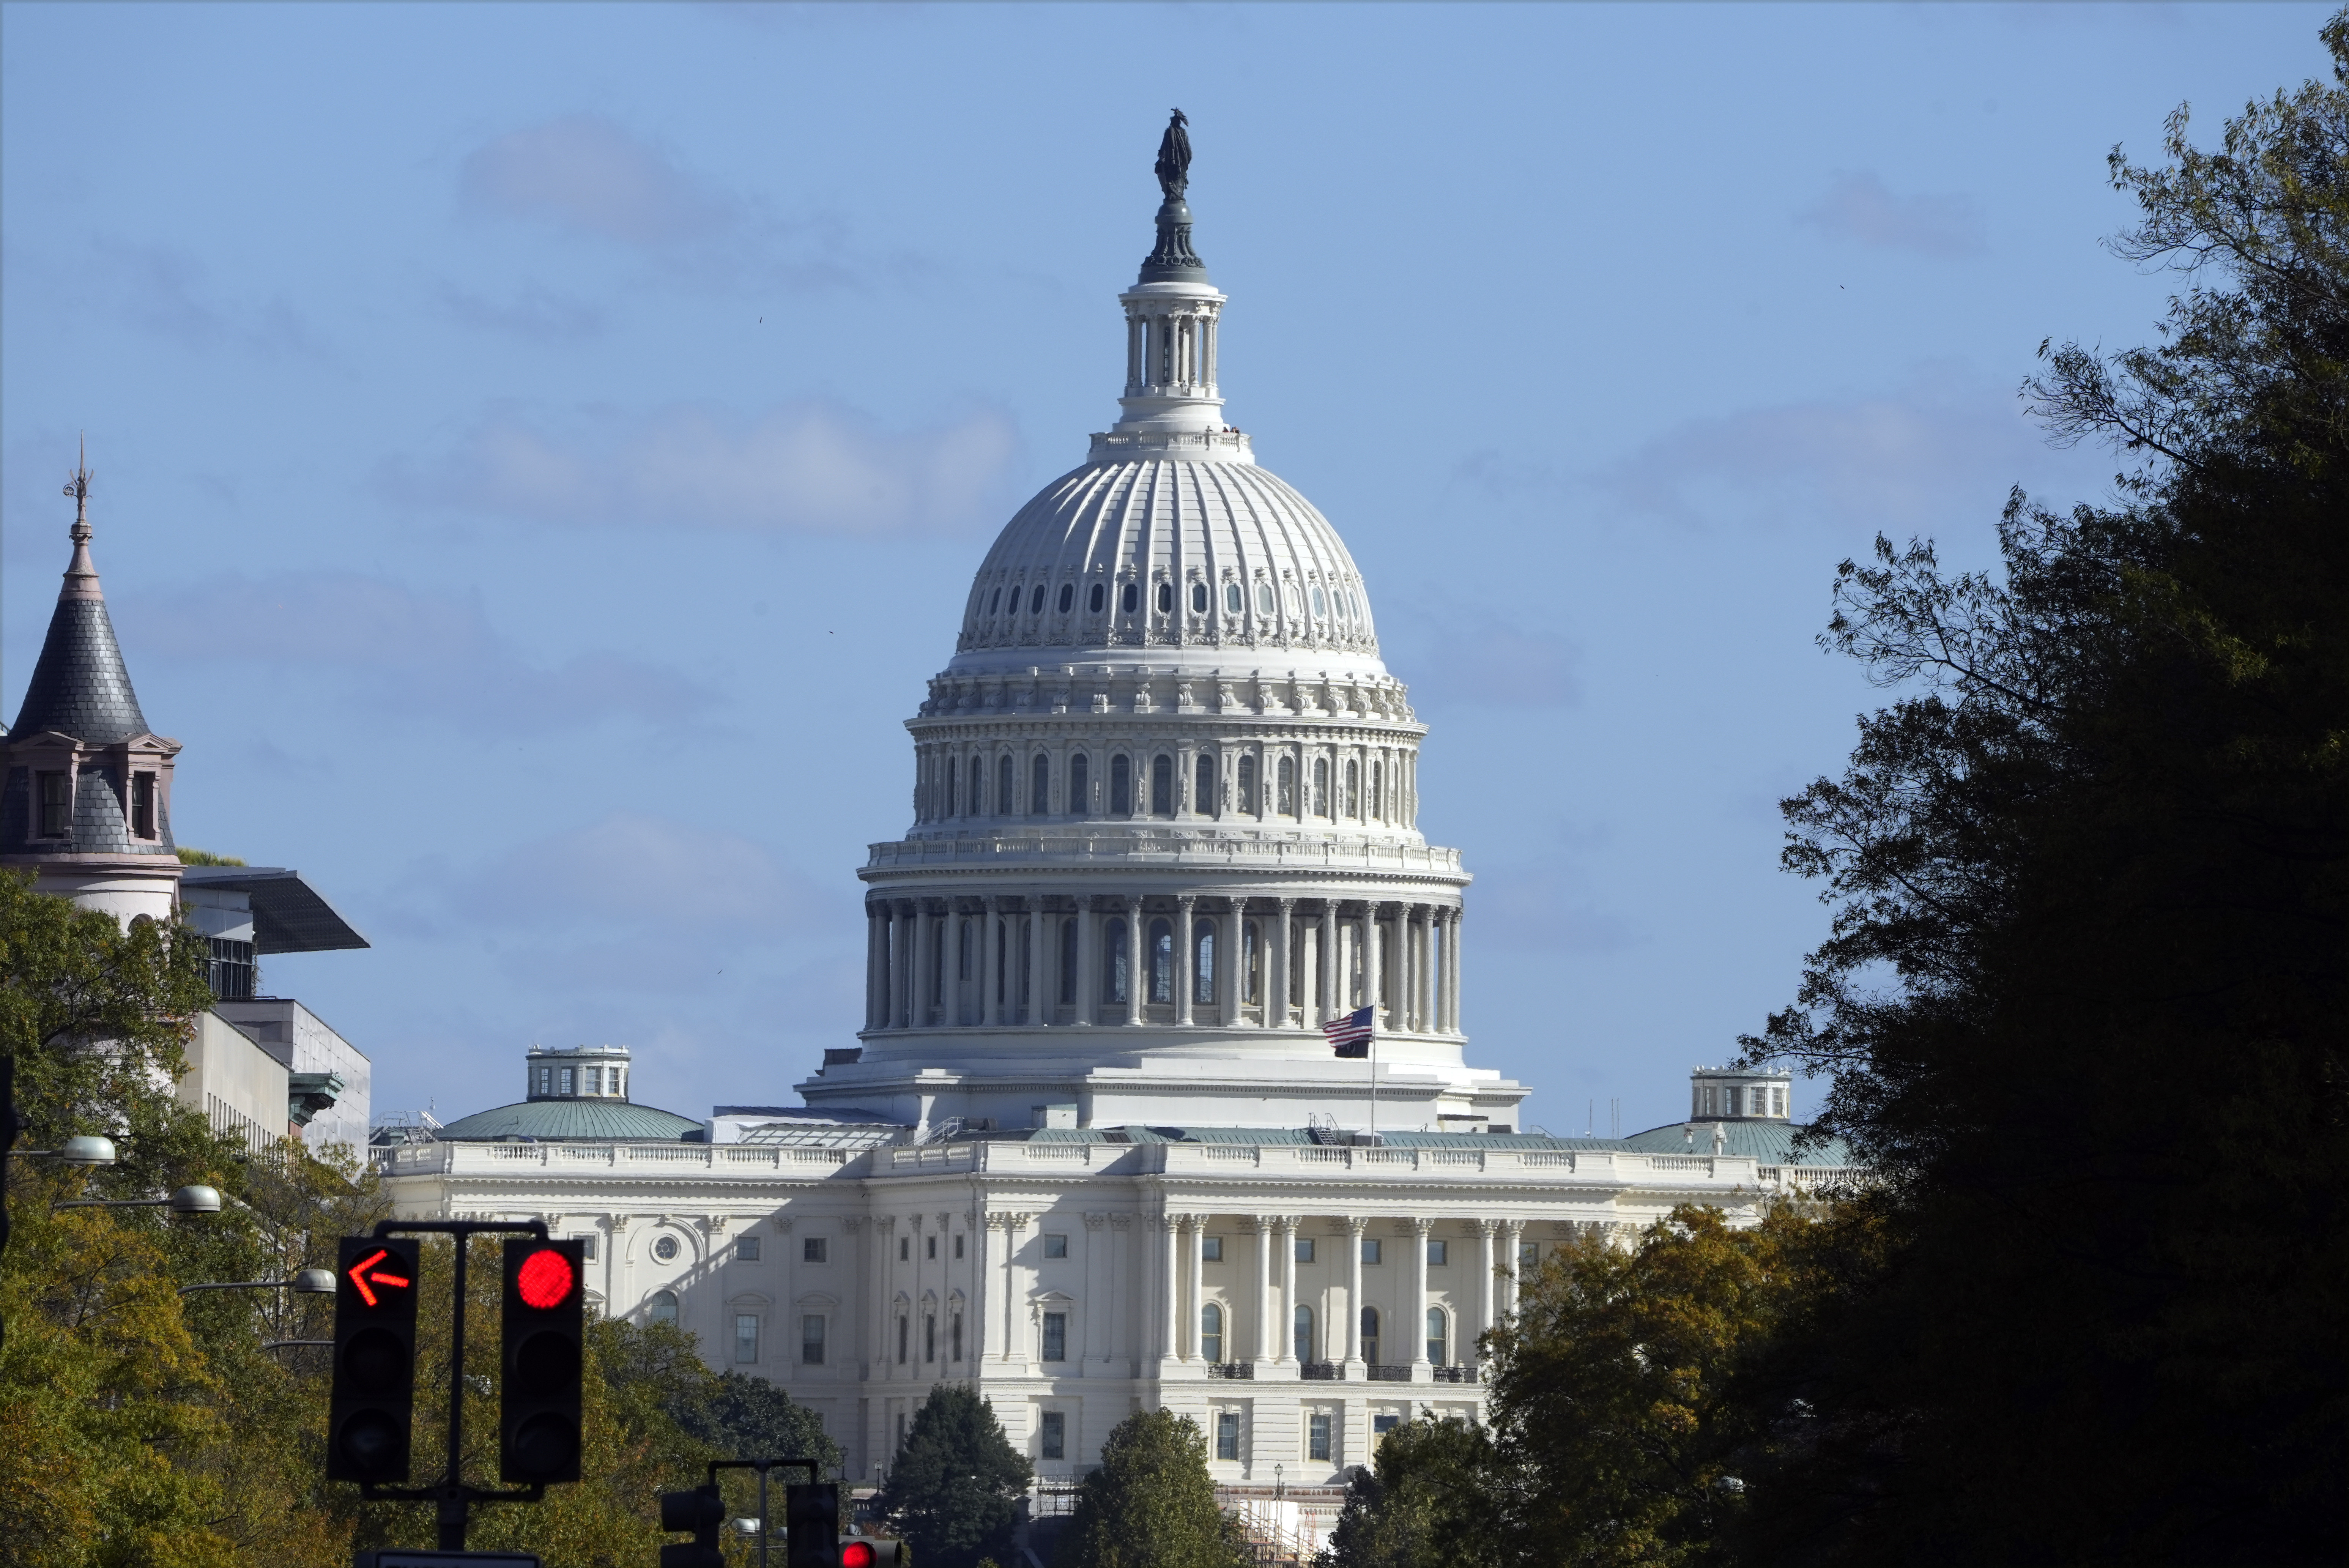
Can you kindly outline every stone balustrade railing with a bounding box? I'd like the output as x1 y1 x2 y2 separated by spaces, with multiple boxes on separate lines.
865 831 1464 875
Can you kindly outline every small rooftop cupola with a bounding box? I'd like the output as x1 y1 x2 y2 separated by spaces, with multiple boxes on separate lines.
1107 110 1235 444
526 1043 633 1102
1689 1065 1792 1122
1 446 183 925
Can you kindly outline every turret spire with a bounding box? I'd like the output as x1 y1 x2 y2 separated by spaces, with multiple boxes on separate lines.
9 444 152 743
61 435 101 604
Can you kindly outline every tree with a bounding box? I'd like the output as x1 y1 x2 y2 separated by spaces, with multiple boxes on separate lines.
1736 18 2348 1564
1052 1409 1246 1568
878 1385 1032 1568
1319 1415 1500 1568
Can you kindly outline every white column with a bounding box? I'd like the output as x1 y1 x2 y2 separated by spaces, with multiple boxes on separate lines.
873 1216 897 1377
1344 1216 1367 1368
865 907 884 1029
1027 901 1048 1027
1083 1212 1107 1363
1124 896 1146 1025
1476 1219 1497 1347
1076 895 1100 1026
1363 903 1384 1029
888 905 911 1029
909 903 934 1029
1409 1218 1433 1372
1216 900 1240 1026
1185 1215 1205 1360
1268 898 1294 1030
1316 903 1337 1024
1160 1214 1182 1363
982 896 1003 1027
1500 1220 1523 1319
1277 1216 1298 1364
1251 1217 1274 1363
999 1212 1024 1362
1175 896 1196 1026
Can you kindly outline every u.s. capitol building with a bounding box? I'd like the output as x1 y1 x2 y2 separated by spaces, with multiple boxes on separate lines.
380 121 1846 1503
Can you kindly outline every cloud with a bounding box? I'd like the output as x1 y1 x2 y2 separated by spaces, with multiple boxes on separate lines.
1594 365 2061 533
120 572 714 734
86 238 332 360
382 400 1021 536
1797 172 1987 258
460 116 724 245
437 281 607 343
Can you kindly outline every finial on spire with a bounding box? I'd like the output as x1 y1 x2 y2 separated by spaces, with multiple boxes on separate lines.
63 434 93 545
1140 111 1208 283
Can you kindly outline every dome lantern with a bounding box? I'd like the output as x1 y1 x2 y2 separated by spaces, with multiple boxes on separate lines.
1111 110 1231 443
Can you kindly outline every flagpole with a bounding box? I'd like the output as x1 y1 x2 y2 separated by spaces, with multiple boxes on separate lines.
1369 1013 1377 1144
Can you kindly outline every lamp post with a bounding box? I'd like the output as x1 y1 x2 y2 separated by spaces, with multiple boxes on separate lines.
8 1134 118 1167
180 1268 337 1297
54 1183 222 1215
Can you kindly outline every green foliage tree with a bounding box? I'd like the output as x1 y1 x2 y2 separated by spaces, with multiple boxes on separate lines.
1734 19 2349 1565
878 1385 1032 1568
1319 1416 1500 1568
1052 1409 1247 1568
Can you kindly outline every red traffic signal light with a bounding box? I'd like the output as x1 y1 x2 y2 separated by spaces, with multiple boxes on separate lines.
329 1236 421 1482
842 1541 875 1568
839 1538 901 1568
499 1239 586 1484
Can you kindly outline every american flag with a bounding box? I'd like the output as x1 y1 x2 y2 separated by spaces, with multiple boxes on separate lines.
1322 1005 1374 1058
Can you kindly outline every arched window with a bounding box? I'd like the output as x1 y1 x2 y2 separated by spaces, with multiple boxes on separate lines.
1121 582 1139 614
1311 585 1328 619
1148 918 1174 1003
998 754 1015 816
1070 752 1090 815
1293 1304 1316 1364
1312 758 1330 817
1060 918 1078 1004
1189 581 1208 615
1257 581 1275 615
1345 758 1361 819
946 759 958 817
1090 582 1106 614
1370 760 1383 822
1030 583 1046 615
1194 753 1215 816
1031 753 1050 816
1104 919 1129 1004
959 919 973 981
649 1291 679 1327
1361 1306 1381 1366
1201 1302 1224 1364
988 588 1002 615
1277 756 1297 816
969 757 985 815
1110 754 1132 815
1194 920 1216 1005
1243 920 1260 1005
1151 754 1174 816
1156 581 1174 615
1237 754 1257 814
1426 1307 1447 1366
931 922 945 1004
1224 581 1243 615
1058 583 1074 613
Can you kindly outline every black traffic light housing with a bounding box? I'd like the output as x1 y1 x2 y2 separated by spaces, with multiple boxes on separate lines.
785 1482 841 1568
499 1238 585 1484
838 1537 902 1568
329 1236 422 1482
658 1483 725 1568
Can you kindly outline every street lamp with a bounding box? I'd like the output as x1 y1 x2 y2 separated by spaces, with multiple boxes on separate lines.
55 1184 222 1215
9 1135 118 1166
180 1268 337 1296
1274 1462 1284 1501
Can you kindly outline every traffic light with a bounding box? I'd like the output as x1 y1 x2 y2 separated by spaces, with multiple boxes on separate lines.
657 1483 724 1568
838 1536 902 1568
499 1238 585 1484
329 1236 421 1482
785 1482 841 1568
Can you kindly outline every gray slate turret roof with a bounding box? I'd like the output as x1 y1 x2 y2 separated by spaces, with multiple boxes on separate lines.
11 487 151 744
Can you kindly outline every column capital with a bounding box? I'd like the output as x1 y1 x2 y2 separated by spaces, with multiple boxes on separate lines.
1274 895 1297 912
840 1215 867 1232
1175 893 1196 909
1498 1217 1524 1238
1108 1212 1134 1230
876 1215 898 1233
1472 1217 1501 1237
1402 1216 1435 1237
1338 1215 1369 1238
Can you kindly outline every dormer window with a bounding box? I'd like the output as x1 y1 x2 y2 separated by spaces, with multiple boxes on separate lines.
1190 581 1208 615
1156 581 1174 615
1092 583 1108 613
1121 582 1139 614
131 773 158 839
1059 583 1074 613
36 772 68 838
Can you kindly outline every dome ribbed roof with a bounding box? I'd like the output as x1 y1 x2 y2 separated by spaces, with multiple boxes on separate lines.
950 453 1382 674
433 1098 703 1142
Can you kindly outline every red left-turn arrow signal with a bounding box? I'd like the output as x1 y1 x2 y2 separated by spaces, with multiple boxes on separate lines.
345 1246 414 1308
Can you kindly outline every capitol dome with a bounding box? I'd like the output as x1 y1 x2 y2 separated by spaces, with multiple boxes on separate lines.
808 120 1521 1140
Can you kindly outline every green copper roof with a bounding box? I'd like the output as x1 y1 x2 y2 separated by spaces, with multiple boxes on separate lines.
1620 1120 1854 1166
433 1098 704 1142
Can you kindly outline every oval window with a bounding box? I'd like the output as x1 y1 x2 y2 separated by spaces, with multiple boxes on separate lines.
1311 586 1328 619
1090 583 1106 613
1225 582 1243 615
1257 582 1275 615
1190 581 1208 615
1156 582 1174 615
1285 584 1301 613
1030 584 1046 615
1122 582 1139 614
653 1235 681 1263
1059 583 1074 613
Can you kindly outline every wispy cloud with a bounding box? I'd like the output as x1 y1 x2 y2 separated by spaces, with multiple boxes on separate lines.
86 238 333 361
1797 171 1987 258
437 281 607 343
381 399 1021 536
460 115 725 246
119 572 714 734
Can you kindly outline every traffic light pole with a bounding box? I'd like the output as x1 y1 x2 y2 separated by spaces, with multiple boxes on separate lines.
706 1459 818 1568
358 1218 552 1549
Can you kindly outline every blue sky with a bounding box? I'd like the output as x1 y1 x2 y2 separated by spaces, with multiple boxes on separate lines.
3 2 2328 1136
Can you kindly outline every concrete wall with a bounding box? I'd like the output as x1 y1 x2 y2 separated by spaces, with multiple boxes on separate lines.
212 998 372 1153
181 1010 289 1152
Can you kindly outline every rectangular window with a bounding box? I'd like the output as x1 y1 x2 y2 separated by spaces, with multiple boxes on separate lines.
1308 1412 1333 1462
802 1315 826 1365
1518 1242 1539 1268
1294 1237 1315 1264
803 1237 828 1264
1360 1238 1382 1265
1041 1311 1067 1362
952 1312 964 1362
955 1234 965 1260
1427 1240 1448 1266
926 1313 937 1362
736 1235 762 1262
899 1236 910 1262
1216 1411 1241 1461
926 1235 937 1261
1041 1410 1066 1461
36 772 67 838
734 1314 760 1364
897 1316 909 1363
1043 1233 1068 1259
575 1234 598 1261
1200 1236 1223 1263
559 1067 573 1095
131 773 156 838
1373 1414 1401 1436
